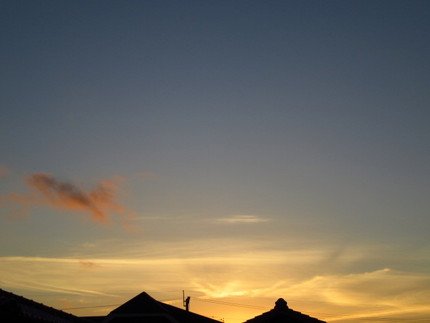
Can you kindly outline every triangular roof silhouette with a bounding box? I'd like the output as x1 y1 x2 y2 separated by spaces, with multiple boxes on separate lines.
105 291 221 323
109 291 167 315
243 298 326 323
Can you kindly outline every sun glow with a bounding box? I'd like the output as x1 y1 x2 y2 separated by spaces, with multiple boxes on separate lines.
2 251 430 323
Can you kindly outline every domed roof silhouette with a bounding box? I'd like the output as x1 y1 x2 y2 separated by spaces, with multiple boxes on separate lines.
243 298 326 323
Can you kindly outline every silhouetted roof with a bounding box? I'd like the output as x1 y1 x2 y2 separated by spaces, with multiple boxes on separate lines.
81 316 105 322
0 288 87 322
244 298 326 323
105 292 221 323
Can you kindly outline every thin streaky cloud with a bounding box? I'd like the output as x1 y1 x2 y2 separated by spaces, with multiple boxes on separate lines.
0 249 324 265
329 305 430 322
215 215 270 224
0 279 118 297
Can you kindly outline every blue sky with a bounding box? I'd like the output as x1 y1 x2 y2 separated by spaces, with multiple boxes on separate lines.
1 1 430 322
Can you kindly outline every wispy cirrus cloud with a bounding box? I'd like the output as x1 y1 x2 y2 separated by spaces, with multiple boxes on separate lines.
191 268 430 322
4 255 427 322
2 173 137 230
285 269 430 322
2 243 430 322
214 215 270 224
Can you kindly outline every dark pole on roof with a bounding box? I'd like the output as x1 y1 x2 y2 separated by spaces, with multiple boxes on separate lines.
182 290 191 312
185 296 190 312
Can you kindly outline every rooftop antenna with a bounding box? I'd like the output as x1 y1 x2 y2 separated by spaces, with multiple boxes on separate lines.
182 290 190 312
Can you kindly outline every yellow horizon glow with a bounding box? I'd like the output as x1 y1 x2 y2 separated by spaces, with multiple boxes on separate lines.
2 251 430 323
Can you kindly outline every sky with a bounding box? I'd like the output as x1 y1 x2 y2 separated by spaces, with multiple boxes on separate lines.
1 0 430 322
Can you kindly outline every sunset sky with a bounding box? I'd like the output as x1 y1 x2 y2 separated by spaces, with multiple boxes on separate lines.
1 1 430 322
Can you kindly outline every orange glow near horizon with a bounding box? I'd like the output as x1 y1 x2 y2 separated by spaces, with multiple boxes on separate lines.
2 253 430 323
1 1 429 323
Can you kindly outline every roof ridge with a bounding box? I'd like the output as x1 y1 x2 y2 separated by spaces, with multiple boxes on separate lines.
0 288 83 321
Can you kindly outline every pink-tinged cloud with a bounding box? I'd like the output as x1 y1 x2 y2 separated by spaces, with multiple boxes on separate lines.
136 171 156 181
0 165 11 178
78 259 101 269
25 173 124 223
58 299 74 311
3 193 37 221
3 173 138 230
